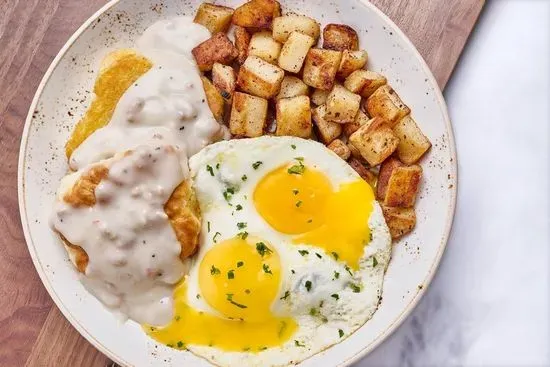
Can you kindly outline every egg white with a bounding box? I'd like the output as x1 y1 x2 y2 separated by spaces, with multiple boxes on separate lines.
184 136 392 367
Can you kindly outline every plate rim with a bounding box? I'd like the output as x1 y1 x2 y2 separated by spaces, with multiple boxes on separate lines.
17 0 458 365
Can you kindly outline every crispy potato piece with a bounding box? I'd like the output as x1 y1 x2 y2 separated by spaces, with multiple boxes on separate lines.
311 88 330 105
194 3 234 34
229 92 268 137
65 49 153 158
384 165 422 208
237 55 285 98
201 76 225 122
366 85 410 127
276 95 312 138
348 157 376 186
302 48 342 90
192 33 238 71
272 14 320 42
276 76 309 100
212 63 236 101
312 104 342 144
325 84 361 124
232 0 281 29
278 31 315 73
234 26 251 64
348 141 365 161
376 157 404 200
248 31 282 64
349 117 399 166
344 69 387 98
382 206 416 239
337 50 368 79
343 109 371 137
328 139 350 160
393 115 432 164
322 24 359 51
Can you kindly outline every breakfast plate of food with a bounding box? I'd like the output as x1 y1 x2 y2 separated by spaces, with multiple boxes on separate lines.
18 0 457 366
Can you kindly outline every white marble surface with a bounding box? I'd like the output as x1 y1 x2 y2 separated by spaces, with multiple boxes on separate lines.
357 0 550 366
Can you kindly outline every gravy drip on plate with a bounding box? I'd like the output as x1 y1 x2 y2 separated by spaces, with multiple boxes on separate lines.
69 17 227 171
52 146 187 326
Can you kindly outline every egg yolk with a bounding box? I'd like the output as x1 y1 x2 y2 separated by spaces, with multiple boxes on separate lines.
254 162 374 270
146 237 297 352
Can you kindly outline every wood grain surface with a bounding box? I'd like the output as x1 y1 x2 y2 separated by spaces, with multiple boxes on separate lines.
0 0 483 366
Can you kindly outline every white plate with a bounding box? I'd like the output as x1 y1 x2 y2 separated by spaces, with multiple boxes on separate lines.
18 0 457 366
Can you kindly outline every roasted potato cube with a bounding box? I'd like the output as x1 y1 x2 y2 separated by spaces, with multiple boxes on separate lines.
212 63 236 101
272 14 320 42
348 157 376 186
311 88 330 106
312 104 342 144
230 92 268 137
366 85 410 127
393 115 432 164
349 117 399 166
234 26 251 64
325 84 361 123
276 76 309 100
302 48 342 90
278 31 315 73
344 69 387 98
237 56 285 98
328 139 350 160
192 33 238 71
248 31 282 64
322 24 359 51
382 206 416 239
276 95 312 138
232 0 281 29
384 165 422 208
194 3 234 34
343 109 371 137
376 157 404 200
348 141 364 161
337 50 368 79
201 76 225 122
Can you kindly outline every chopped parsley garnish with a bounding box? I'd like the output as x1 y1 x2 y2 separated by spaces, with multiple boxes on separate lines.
213 232 221 243
278 321 288 338
252 161 263 169
207 221 211 233
295 200 303 207
287 164 305 175
291 269 296 274
262 264 273 274
196 294 200 299
226 293 247 308
372 256 378 267
256 242 272 257
334 271 340 279
338 329 344 338
241 174 248 181
237 222 247 229
177 341 185 348
227 270 235 279
369 232 373 241
215 163 220 169
236 204 243 211
245 289 251 294
292 189 299 195
298 250 309 256
237 231 248 240
305 280 312 292
331 252 339 260
294 157 304 161
259 346 267 351
307 219 313 223
345 265 353 276
294 340 305 347
237 261 244 268
349 283 361 293
280 290 290 300
206 165 214 176
210 265 220 275
331 293 339 300
291 144 296 149
223 188 234 202
309 308 318 316
315 252 322 259
175 315 181 320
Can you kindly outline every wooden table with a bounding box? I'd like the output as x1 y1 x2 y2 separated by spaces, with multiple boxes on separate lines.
0 0 483 365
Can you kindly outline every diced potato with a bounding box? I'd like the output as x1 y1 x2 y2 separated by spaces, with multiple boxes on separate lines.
194 3 234 34
312 104 342 144
382 206 416 239
192 33 238 71
348 141 364 161
344 69 387 98
348 157 376 186
366 85 410 127
376 157 404 200
272 14 320 42
302 48 342 90
234 26 251 64
393 115 432 164
310 88 330 106
232 0 281 29
230 92 268 137
248 31 282 64
201 76 225 122
343 109 371 137
325 84 361 123
237 56 285 99
337 50 368 79
322 24 359 51
328 139 350 160
212 63 236 101
348 117 399 166
276 95 312 138
278 31 315 73
384 165 422 208
276 76 309 100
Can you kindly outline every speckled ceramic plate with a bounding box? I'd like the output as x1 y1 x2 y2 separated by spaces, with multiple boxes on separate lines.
18 1 457 366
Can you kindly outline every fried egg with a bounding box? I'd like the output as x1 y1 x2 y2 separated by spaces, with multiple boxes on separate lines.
147 136 392 366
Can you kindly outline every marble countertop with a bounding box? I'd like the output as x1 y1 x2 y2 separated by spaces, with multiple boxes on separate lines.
357 0 550 366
